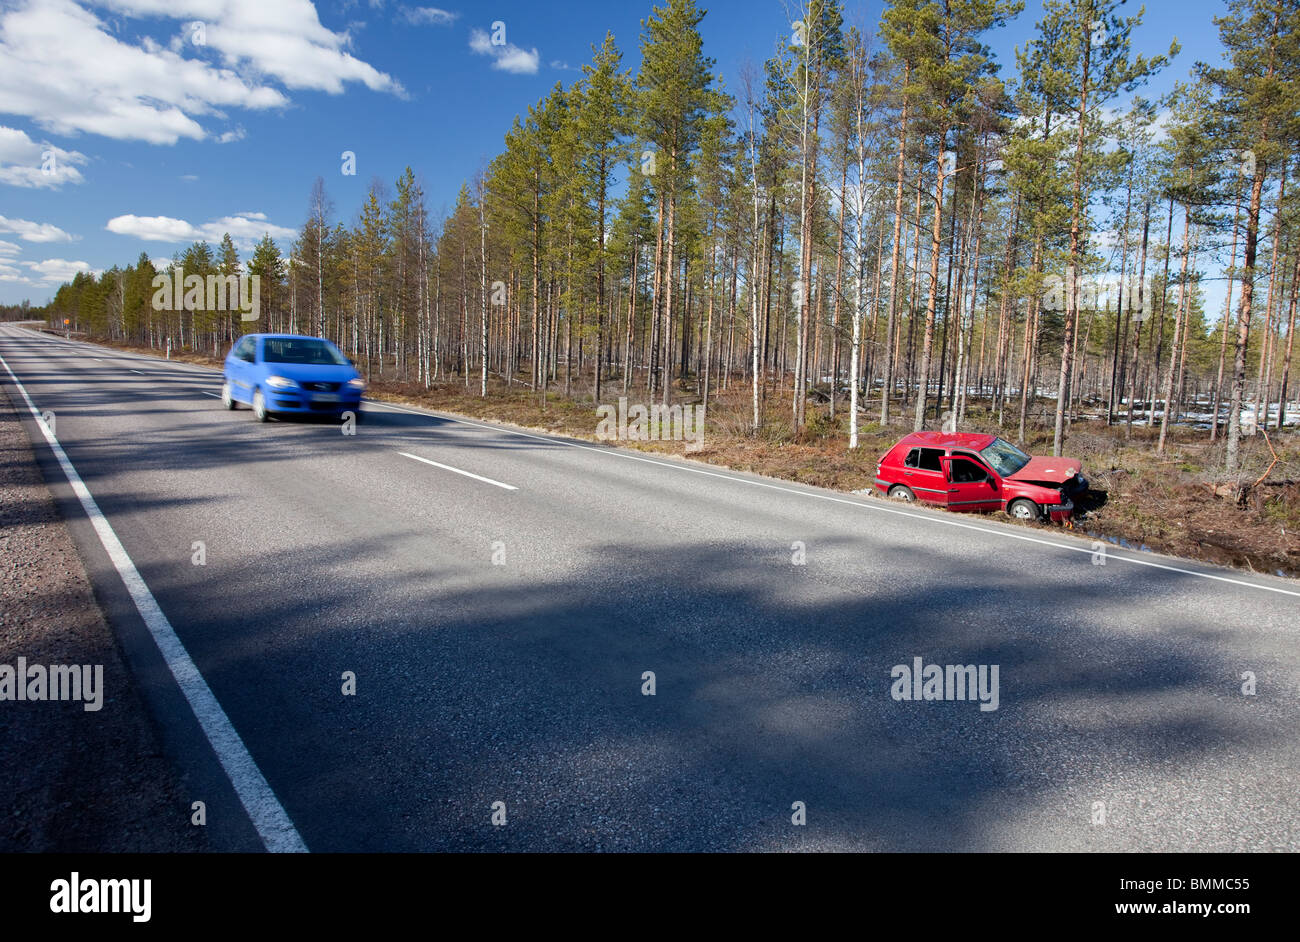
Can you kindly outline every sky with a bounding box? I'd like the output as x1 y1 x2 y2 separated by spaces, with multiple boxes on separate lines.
0 0 1231 308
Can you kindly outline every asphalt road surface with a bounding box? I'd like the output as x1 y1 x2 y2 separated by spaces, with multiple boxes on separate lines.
2 323 1298 852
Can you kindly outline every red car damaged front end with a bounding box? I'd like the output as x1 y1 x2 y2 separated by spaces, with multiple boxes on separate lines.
873 431 1088 523
1004 457 1087 521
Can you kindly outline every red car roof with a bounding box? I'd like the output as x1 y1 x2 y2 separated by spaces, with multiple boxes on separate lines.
893 431 997 450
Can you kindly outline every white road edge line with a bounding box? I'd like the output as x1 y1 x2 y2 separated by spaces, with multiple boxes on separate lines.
397 451 518 490
0 351 308 853
367 399 1300 600
200 390 221 397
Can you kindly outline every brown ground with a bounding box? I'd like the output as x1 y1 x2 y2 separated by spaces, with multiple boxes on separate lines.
58 331 1300 579
0 380 208 852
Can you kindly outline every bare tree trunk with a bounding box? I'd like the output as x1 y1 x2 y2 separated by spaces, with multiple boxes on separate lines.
1211 194 1242 440
913 135 950 432
1278 246 1299 430
703 233 717 409
624 238 637 395
1158 207 1193 453
1255 170 1287 429
661 187 676 406
994 197 1020 422
479 187 488 398
531 176 541 391
1227 160 1268 472
1018 237 1044 443
957 174 985 428
882 77 909 425
1124 202 1151 438
1108 171 1135 425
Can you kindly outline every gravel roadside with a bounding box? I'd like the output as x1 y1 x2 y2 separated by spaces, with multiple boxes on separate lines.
0 380 208 852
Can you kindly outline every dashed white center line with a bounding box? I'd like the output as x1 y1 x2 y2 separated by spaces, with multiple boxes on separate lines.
397 451 518 490
129 368 144 373
369 400 1300 598
200 390 220 397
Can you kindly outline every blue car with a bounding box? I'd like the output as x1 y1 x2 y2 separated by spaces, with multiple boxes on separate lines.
221 333 364 422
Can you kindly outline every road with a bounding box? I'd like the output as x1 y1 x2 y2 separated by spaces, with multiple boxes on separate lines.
1 322 1298 852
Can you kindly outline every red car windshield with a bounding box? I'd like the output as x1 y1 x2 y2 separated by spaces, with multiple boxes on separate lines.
979 438 1031 476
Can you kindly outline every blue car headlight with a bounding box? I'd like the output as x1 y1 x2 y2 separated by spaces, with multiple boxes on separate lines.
266 375 297 389
346 378 365 390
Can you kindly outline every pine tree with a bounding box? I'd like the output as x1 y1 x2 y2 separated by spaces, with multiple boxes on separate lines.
216 233 240 344
638 0 717 406
1198 0 1300 472
1039 0 1177 456
576 32 633 402
888 0 1021 433
1156 79 1221 453
248 234 286 334
774 0 845 427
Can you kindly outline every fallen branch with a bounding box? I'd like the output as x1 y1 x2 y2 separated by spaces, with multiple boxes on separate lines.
1252 426 1280 490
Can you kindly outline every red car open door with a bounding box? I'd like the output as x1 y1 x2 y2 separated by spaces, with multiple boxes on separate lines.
940 455 1002 513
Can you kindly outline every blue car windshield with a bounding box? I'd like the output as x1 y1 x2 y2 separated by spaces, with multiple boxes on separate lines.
262 338 348 366
979 437 1031 476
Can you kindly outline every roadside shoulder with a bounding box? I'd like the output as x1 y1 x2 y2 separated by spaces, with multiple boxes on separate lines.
0 380 207 852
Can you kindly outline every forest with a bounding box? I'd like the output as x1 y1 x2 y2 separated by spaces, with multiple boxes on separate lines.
26 0 1300 472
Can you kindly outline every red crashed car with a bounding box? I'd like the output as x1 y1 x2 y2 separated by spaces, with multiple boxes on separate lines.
874 431 1088 522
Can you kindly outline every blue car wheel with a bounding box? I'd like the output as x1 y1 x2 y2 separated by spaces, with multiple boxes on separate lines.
252 388 270 422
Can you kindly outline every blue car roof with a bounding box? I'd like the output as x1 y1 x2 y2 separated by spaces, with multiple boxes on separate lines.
245 333 337 342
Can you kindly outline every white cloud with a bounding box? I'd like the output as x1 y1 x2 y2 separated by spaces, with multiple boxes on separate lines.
0 126 88 188
468 27 538 75
0 0 401 147
99 0 403 93
0 240 20 256
106 214 196 242
401 6 457 26
0 1 282 145
105 210 296 249
203 213 298 245
216 127 246 144
0 215 77 243
495 46 540 74
23 257 93 282
0 253 95 285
